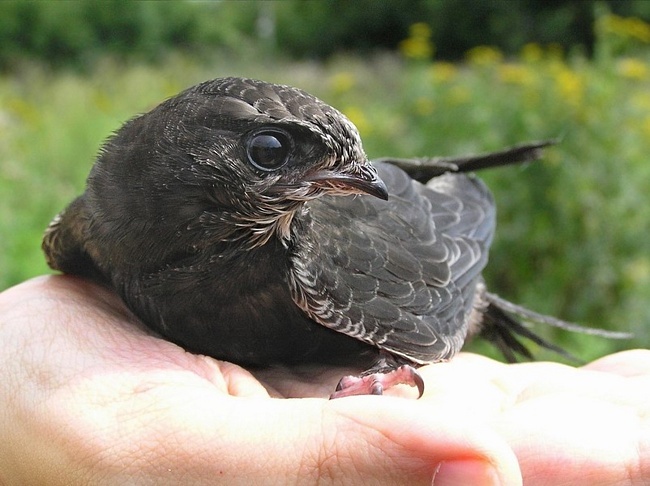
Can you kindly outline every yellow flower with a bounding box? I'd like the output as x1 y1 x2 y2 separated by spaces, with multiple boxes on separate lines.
552 65 585 107
520 43 543 63
428 62 458 83
617 58 649 80
343 106 371 135
399 22 434 60
625 17 650 42
498 63 535 86
400 38 434 59
466 46 503 66
598 14 650 43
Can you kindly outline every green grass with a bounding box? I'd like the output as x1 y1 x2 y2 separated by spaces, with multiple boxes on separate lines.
1 42 649 359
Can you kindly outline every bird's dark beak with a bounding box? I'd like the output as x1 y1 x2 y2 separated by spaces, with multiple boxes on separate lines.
306 162 389 200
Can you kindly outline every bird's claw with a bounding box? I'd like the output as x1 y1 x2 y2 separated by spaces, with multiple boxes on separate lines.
329 364 424 399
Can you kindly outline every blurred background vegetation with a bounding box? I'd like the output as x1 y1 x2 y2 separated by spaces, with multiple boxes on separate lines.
1 0 649 360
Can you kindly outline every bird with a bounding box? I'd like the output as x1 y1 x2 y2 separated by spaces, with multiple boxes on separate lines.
42 77 626 398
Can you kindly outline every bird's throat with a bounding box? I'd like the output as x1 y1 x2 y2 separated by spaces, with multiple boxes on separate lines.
227 202 303 250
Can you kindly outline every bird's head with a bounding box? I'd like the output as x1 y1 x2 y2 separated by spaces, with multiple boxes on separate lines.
86 77 387 261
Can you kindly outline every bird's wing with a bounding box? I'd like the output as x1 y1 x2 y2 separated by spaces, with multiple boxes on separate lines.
290 161 495 363
42 195 106 282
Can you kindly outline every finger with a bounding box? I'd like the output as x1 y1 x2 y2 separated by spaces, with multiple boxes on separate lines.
583 349 650 377
323 397 522 486
493 387 650 486
416 354 650 486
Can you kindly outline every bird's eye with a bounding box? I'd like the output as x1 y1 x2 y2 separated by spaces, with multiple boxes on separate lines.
246 129 293 171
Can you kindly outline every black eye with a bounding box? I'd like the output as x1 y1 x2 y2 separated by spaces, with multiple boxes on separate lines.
246 129 293 171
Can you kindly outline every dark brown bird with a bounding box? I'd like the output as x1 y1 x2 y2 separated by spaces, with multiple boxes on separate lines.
43 77 625 398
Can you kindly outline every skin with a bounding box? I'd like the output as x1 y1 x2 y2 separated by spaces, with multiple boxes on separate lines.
0 276 648 485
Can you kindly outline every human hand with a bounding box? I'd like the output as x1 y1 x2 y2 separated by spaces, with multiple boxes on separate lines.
0 276 647 485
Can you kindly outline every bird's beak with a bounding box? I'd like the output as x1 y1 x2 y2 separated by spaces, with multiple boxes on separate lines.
306 162 389 200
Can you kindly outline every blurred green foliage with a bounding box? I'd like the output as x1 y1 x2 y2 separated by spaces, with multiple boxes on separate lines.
0 1 229 69
1 0 650 70
0 3 648 359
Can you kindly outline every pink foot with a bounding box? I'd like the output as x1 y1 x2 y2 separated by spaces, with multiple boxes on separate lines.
329 364 424 399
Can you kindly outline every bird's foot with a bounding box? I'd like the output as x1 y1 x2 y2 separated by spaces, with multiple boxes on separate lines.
329 364 424 399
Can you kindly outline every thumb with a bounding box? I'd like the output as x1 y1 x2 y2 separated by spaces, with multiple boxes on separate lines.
322 396 521 485
120 390 522 485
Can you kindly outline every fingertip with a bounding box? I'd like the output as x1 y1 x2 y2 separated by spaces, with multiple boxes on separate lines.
433 459 506 486
584 349 650 377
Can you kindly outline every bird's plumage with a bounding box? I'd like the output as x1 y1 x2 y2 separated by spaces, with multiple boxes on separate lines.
40 77 509 368
43 77 620 396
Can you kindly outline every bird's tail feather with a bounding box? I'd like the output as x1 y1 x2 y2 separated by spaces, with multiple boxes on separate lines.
479 292 632 363
376 139 557 184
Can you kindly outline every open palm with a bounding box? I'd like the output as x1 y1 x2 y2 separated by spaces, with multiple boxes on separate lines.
1 276 647 485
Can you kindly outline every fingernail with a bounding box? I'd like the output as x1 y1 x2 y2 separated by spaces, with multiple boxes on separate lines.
432 459 501 486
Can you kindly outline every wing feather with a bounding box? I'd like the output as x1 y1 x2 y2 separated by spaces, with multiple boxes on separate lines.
290 161 495 363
